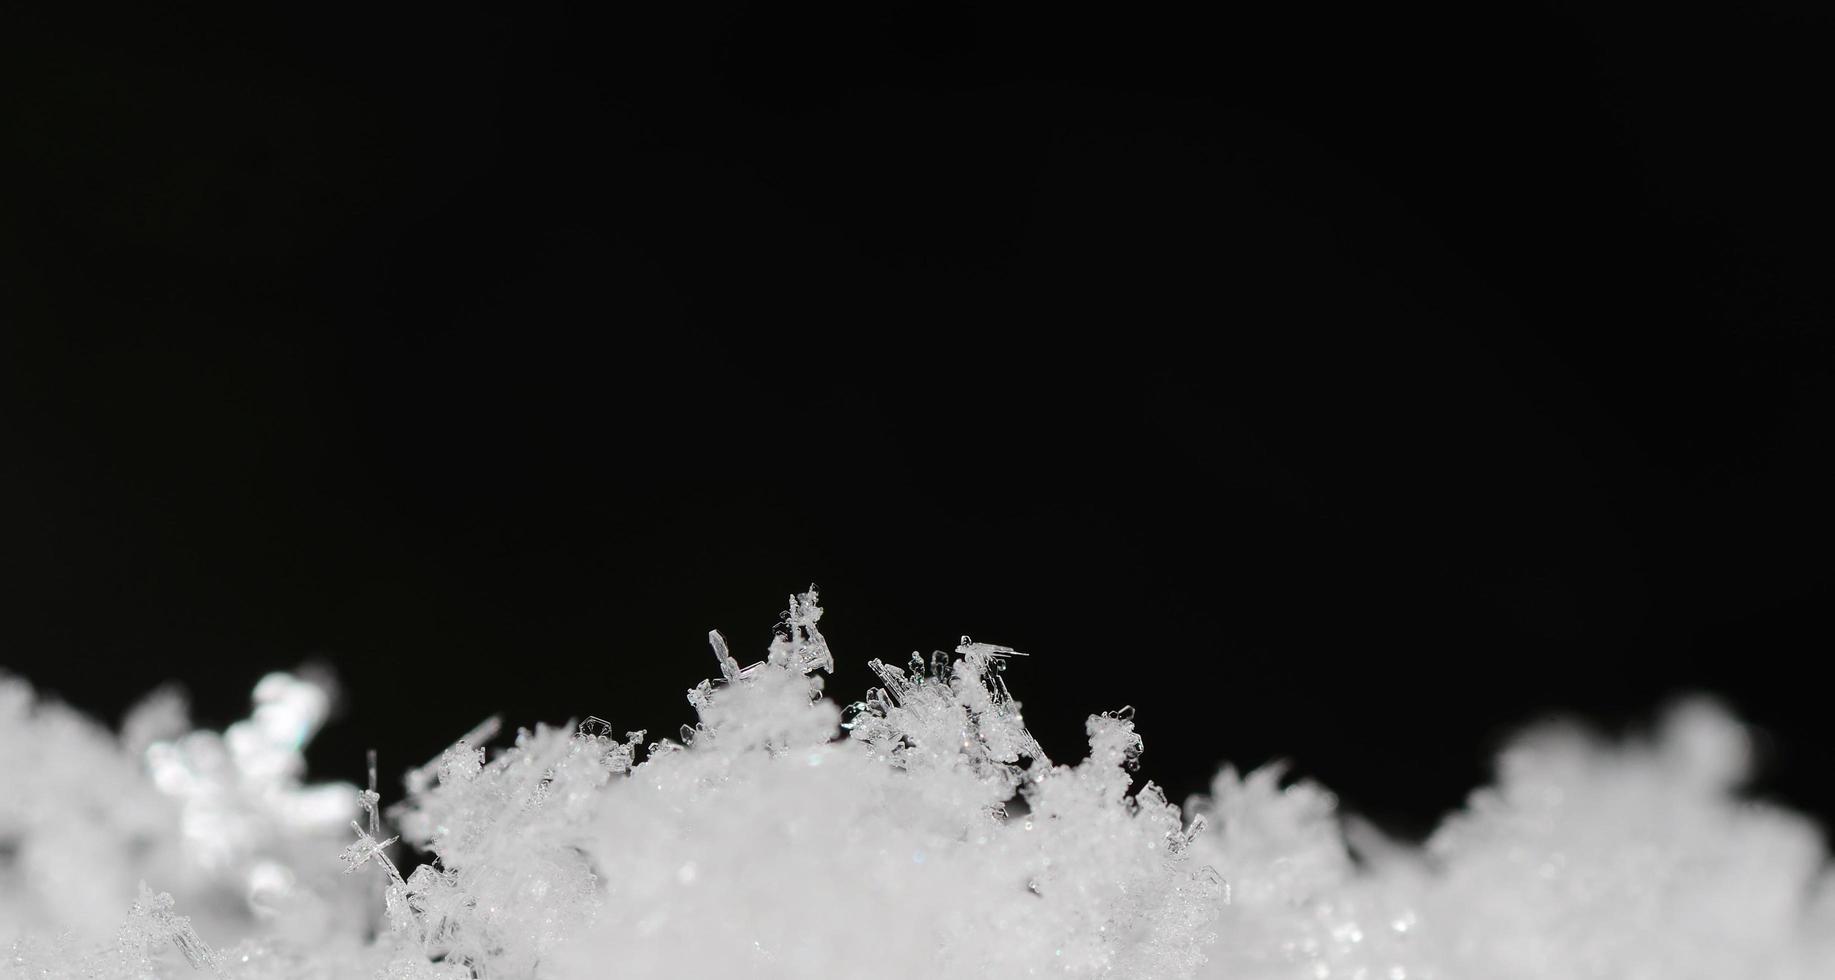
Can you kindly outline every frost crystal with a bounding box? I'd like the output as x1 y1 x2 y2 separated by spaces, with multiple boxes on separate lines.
4 591 1833 979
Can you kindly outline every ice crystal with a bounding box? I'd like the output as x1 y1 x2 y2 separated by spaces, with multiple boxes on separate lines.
4 590 1833 979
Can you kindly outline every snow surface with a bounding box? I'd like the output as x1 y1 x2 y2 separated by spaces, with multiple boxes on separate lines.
3 589 1831 978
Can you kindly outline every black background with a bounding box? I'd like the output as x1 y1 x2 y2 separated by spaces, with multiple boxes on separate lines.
4 2 1831 837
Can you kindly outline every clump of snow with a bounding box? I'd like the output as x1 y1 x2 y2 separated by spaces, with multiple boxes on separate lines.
1189 699 1835 979
3 589 1832 978
1 670 366 955
553 615 1223 980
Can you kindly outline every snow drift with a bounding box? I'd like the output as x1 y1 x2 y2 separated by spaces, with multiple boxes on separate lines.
3 589 1830 978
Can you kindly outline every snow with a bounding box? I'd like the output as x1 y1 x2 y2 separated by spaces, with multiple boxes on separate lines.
3 590 1830 978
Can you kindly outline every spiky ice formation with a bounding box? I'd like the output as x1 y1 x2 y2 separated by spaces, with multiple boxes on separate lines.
3 588 1832 978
